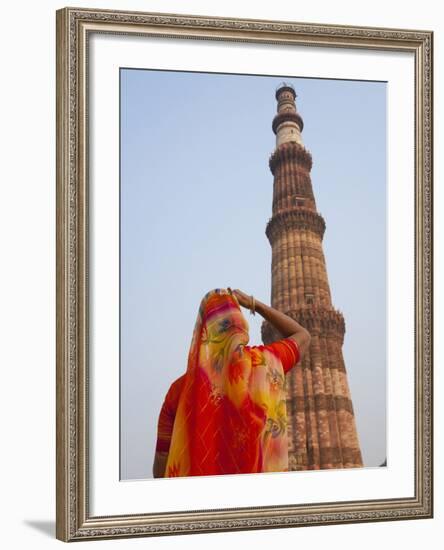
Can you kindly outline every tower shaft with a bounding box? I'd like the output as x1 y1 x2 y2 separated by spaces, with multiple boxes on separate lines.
262 84 363 470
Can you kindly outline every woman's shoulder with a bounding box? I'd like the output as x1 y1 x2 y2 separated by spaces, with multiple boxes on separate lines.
246 338 299 355
166 373 187 401
171 373 187 389
243 343 268 367
245 338 300 373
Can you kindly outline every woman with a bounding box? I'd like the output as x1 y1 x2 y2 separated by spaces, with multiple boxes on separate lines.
153 288 311 478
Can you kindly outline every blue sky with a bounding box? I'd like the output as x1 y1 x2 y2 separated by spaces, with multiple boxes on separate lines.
120 68 387 479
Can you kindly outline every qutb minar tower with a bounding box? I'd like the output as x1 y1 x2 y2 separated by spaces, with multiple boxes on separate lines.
262 84 364 470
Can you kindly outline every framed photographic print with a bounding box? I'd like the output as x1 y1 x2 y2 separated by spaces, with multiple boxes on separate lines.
56 6 433 542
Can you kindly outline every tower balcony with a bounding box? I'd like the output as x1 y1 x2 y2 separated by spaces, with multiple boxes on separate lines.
272 111 305 134
261 306 345 343
269 141 313 174
265 208 326 243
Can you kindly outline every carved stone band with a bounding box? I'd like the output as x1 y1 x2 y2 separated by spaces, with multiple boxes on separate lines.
265 209 326 242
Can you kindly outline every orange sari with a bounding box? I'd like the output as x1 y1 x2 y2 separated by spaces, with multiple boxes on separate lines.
156 288 300 477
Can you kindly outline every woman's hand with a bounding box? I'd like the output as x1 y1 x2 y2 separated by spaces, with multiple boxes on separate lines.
229 288 252 310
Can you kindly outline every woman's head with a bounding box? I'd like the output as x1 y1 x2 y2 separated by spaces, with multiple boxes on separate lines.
200 288 249 343
187 288 250 375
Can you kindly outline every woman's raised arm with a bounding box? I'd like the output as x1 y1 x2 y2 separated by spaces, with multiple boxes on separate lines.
230 288 311 359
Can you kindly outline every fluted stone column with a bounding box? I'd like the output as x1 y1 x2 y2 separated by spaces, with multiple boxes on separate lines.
261 84 363 470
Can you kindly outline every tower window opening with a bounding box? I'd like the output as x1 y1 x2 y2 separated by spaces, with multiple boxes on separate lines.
305 293 314 305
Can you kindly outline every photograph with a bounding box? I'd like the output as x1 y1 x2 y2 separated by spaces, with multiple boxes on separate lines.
119 69 387 481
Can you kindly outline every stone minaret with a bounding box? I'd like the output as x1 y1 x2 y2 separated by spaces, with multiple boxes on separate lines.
262 83 364 470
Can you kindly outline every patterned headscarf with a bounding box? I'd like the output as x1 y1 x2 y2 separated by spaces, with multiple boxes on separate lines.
164 288 289 477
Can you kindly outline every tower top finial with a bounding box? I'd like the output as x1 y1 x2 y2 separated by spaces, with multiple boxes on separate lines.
272 83 304 143
275 82 297 100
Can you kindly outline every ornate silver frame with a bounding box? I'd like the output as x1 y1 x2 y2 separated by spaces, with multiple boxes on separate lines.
56 6 433 542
